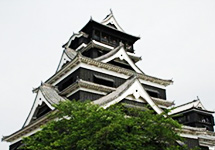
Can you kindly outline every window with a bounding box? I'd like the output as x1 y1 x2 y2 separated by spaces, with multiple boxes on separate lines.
93 74 115 87
101 33 109 43
110 36 118 47
145 88 160 98
199 115 211 124
94 30 100 40
177 115 190 123
58 77 74 91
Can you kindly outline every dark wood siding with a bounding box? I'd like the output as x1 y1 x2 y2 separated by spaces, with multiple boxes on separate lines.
9 140 24 150
80 68 166 99
79 68 125 88
184 138 209 150
120 99 146 107
57 67 166 100
142 84 166 100
68 91 80 101
80 91 103 101
82 48 106 58
68 91 103 101
173 111 214 131
56 69 81 91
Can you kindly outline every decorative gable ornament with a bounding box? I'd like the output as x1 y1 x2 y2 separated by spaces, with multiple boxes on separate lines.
101 9 124 32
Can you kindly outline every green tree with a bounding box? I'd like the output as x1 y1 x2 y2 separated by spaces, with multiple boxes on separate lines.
22 100 189 150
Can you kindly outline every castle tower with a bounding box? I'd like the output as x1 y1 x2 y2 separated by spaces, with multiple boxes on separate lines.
2 11 215 150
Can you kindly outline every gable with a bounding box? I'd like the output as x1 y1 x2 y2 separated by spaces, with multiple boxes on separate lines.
31 102 51 122
109 59 135 71
101 10 124 32
194 101 206 110
95 45 143 74
56 48 78 72
23 90 55 127
56 51 71 72
93 76 163 114
169 99 214 116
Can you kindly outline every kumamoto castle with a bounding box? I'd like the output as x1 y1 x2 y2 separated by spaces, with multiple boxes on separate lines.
2 11 215 149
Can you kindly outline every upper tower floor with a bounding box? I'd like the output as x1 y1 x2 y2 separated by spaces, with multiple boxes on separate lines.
63 11 140 54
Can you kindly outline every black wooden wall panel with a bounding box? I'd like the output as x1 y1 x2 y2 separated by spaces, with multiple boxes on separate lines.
57 67 167 100
68 91 103 101
79 68 125 88
80 91 103 101
57 69 81 91
68 91 80 101
80 68 166 99
184 138 209 150
142 84 166 100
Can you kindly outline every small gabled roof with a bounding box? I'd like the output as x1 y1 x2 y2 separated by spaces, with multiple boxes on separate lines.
3 84 65 142
94 43 123 61
170 99 214 115
79 40 141 63
39 83 65 105
56 48 78 72
101 10 124 32
93 75 163 114
23 83 65 127
64 48 78 60
63 32 88 48
94 43 144 74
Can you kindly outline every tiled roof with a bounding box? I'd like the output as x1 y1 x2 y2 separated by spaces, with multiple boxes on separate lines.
64 48 77 60
40 83 65 105
93 75 137 106
94 43 123 61
46 53 173 86
170 100 214 115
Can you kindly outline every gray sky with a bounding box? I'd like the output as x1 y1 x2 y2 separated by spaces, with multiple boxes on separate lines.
1 0 215 149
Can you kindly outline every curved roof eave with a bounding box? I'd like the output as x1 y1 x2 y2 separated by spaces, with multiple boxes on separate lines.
80 19 140 43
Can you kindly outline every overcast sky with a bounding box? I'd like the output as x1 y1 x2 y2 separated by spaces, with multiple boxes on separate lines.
1 0 215 149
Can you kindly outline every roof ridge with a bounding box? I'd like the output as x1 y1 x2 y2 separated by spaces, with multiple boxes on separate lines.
174 99 200 108
93 75 138 106
94 44 123 61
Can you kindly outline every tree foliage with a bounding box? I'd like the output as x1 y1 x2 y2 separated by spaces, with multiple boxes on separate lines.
22 100 190 150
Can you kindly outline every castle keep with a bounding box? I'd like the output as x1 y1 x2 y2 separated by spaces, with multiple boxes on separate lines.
3 11 215 150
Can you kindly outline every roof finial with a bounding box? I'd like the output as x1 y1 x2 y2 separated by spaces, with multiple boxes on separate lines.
197 96 200 100
110 9 113 14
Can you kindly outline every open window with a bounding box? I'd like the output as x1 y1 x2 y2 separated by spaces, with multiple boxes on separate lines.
101 32 109 43
109 36 118 47
93 30 100 41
